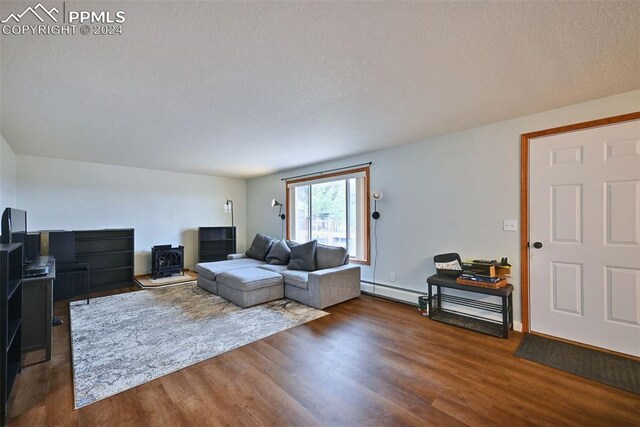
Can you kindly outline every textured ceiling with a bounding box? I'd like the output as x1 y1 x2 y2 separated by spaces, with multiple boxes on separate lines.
1 1 639 178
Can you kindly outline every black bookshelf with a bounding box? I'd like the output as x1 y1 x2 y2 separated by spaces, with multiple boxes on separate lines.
74 229 134 293
198 227 236 263
1 243 23 426
45 228 135 301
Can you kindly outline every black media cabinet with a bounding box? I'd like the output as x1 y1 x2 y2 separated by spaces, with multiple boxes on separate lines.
426 275 513 338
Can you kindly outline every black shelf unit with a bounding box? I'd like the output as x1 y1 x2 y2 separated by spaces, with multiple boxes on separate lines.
1 243 23 426
426 275 513 339
46 229 135 301
7 280 20 300
198 227 236 263
74 229 134 293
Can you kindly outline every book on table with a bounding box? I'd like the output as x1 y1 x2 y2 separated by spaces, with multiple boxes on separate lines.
456 277 508 289
457 259 511 288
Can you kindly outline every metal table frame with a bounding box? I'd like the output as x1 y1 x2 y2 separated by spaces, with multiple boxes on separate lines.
427 274 513 338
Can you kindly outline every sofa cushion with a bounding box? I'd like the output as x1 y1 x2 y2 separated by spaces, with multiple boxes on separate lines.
246 233 275 261
286 240 299 249
194 258 265 281
265 239 291 265
217 267 283 292
257 264 288 274
288 240 317 271
316 244 349 270
281 270 309 290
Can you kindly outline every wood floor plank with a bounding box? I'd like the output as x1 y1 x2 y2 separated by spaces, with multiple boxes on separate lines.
7 292 640 426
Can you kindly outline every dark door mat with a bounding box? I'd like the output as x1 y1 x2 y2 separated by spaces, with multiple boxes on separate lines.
515 334 639 395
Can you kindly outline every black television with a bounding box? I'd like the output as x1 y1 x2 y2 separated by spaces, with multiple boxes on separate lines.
1 208 29 263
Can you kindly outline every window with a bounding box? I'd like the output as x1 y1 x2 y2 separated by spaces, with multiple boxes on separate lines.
286 167 370 264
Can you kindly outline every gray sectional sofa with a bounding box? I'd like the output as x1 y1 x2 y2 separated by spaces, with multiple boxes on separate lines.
195 235 361 309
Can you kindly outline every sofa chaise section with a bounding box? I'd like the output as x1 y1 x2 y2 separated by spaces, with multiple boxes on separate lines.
195 256 265 294
217 267 284 308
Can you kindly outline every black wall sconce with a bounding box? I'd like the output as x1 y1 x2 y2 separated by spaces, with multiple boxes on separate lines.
271 199 286 220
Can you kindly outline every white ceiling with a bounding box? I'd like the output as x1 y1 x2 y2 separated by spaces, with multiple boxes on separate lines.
2 1 639 179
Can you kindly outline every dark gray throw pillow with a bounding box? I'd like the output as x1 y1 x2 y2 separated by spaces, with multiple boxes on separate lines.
246 233 275 261
316 244 348 270
266 239 291 265
288 240 317 271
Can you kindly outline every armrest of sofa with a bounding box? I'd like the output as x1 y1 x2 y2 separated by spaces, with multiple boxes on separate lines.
308 265 361 309
227 253 247 260
309 264 359 279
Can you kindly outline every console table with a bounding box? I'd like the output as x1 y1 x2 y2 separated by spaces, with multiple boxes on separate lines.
22 256 55 361
426 274 513 338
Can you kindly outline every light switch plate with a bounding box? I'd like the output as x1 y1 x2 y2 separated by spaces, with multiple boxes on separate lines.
503 220 518 232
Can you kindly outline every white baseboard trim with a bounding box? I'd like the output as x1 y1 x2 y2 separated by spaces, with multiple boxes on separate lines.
360 282 422 305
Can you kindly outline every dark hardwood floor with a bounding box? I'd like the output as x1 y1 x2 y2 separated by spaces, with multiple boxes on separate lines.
8 290 640 426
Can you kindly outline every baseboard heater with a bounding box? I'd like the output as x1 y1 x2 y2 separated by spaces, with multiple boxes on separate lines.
360 280 426 306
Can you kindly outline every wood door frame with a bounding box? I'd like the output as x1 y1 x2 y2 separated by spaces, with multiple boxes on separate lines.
520 111 640 333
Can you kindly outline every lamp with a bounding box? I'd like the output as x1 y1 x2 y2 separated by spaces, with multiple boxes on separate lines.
271 199 286 220
372 191 383 220
224 199 234 227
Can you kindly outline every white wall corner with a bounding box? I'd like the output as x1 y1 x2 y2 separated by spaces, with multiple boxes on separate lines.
0 135 17 209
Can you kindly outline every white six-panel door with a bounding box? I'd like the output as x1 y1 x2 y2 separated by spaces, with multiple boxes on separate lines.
529 119 640 357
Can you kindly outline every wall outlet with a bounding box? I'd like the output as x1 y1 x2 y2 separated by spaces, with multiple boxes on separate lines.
503 220 518 232
390 272 396 282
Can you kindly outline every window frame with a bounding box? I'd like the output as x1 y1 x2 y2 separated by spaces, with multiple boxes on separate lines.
286 166 370 265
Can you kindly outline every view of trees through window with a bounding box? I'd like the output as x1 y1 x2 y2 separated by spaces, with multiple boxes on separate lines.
289 172 367 261
312 180 347 247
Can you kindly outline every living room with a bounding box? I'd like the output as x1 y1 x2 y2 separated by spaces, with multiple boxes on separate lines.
1 1 639 426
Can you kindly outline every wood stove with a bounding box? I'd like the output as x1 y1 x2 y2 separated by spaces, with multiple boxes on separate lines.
151 245 184 279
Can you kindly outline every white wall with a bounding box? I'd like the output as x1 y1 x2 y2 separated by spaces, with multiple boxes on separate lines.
0 135 17 209
17 156 246 275
246 89 640 326
0 31 13 210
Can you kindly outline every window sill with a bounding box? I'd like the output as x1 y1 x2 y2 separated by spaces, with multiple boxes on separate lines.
349 259 370 266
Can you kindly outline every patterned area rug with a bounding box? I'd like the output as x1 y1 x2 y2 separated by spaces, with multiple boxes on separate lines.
69 283 328 408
